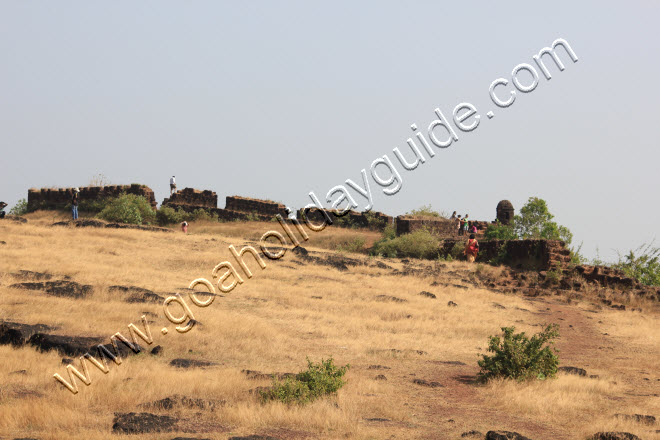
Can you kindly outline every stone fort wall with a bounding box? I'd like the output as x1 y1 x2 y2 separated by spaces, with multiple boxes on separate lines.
27 185 157 211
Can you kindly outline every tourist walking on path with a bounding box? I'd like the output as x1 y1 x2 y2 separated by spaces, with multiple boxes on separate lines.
464 233 479 263
170 176 177 196
181 221 188 234
71 188 80 220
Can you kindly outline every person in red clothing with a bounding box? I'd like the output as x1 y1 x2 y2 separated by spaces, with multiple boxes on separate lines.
464 233 479 263
181 221 188 234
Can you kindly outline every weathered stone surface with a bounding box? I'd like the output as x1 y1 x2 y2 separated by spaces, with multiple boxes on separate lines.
28 333 103 357
28 184 157 211
461 431 484 438
108 285 164 303
486 431 533 440
412 379 443 388
228 436 281 440
10 280 92 299
111 412 177 434
375 295 407 303
162 187 217 209
0 322 56 347
558 366 587 376
10 270 54 281
419 291 436 299
226 196 288 217
496 200 515 225
169 358 217 368
614 413 656 425
590 433 641 440
139 394 221 411
396 215 455 237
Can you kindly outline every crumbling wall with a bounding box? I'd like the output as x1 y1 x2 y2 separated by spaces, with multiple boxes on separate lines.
27 184 157 211
225 196 289 218
162 188 217 209
299 208 393 231
396 216 456 237
438 239 571 271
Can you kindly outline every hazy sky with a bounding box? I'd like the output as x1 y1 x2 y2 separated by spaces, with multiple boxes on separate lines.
1 1 659 261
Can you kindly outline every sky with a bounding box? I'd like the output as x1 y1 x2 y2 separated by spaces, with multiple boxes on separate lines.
1 1 659 262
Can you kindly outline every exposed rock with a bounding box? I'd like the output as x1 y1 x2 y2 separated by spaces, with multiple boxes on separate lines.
419 291 436 299
171 437 212 440
486 431 533 440
228 435 281 440
461 431 484 438
368 365 391 370
139 394 222 411
447 301 458 307
363 418 391 422
292 246 309 256
169 358 217 369
150 345 163 355
590 433 641 440
242 370 295 380
412 379 443 388
9 369 27 375
375 295 407 303
111 412 177 434
10 270 54 281
558 366 587 376
10 280 92 299
374 261 393 269
614 413 656 425
492 303 506 309
0 322 57 347
374 374 387 380
27 333 104 357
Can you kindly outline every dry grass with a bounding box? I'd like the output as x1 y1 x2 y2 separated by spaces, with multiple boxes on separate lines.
0 214 658 440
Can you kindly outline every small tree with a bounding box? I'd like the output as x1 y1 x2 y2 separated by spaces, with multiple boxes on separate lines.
478 324 560 382
9 199 29 216
514 197 572 244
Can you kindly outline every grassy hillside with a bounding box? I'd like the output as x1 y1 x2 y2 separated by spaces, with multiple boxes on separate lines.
0 213 658 439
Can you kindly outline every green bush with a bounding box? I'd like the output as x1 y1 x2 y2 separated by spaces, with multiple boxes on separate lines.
614 242 660 287
484 221 517 241
192 208 219 222
9 199 29 216
371 229 439 259
336 237 366 253
156 206 185 226
364 211 387 230
98 193 156 225
407 204 442 217
478 324 560 382
260 357 349 405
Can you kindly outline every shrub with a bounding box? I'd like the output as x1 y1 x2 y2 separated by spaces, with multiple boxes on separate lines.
484 221 517 241
336 237 366 253
478 324 560 382
192 208 218 222
98 194 156 225
9 199 29 216
371 229 439 259
260 357 349 405
407 204 442 217
614 242 660 287
157 206 184 226
364 211 387 230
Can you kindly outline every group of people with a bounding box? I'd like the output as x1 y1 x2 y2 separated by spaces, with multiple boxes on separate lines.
450 211 478 236
450 211 479 263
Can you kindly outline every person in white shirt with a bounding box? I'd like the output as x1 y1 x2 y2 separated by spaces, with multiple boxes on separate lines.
170 176 176 196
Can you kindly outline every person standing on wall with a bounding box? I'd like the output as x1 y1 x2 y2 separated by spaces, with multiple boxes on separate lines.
462 214 470 235
456 215 463 236
71 188 80 220
464 233 479 263
170 176 176 196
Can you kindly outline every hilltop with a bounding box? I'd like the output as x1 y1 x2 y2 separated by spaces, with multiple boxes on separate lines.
0 212 658 440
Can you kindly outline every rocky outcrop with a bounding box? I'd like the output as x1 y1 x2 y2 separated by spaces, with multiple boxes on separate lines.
111 412 177 434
